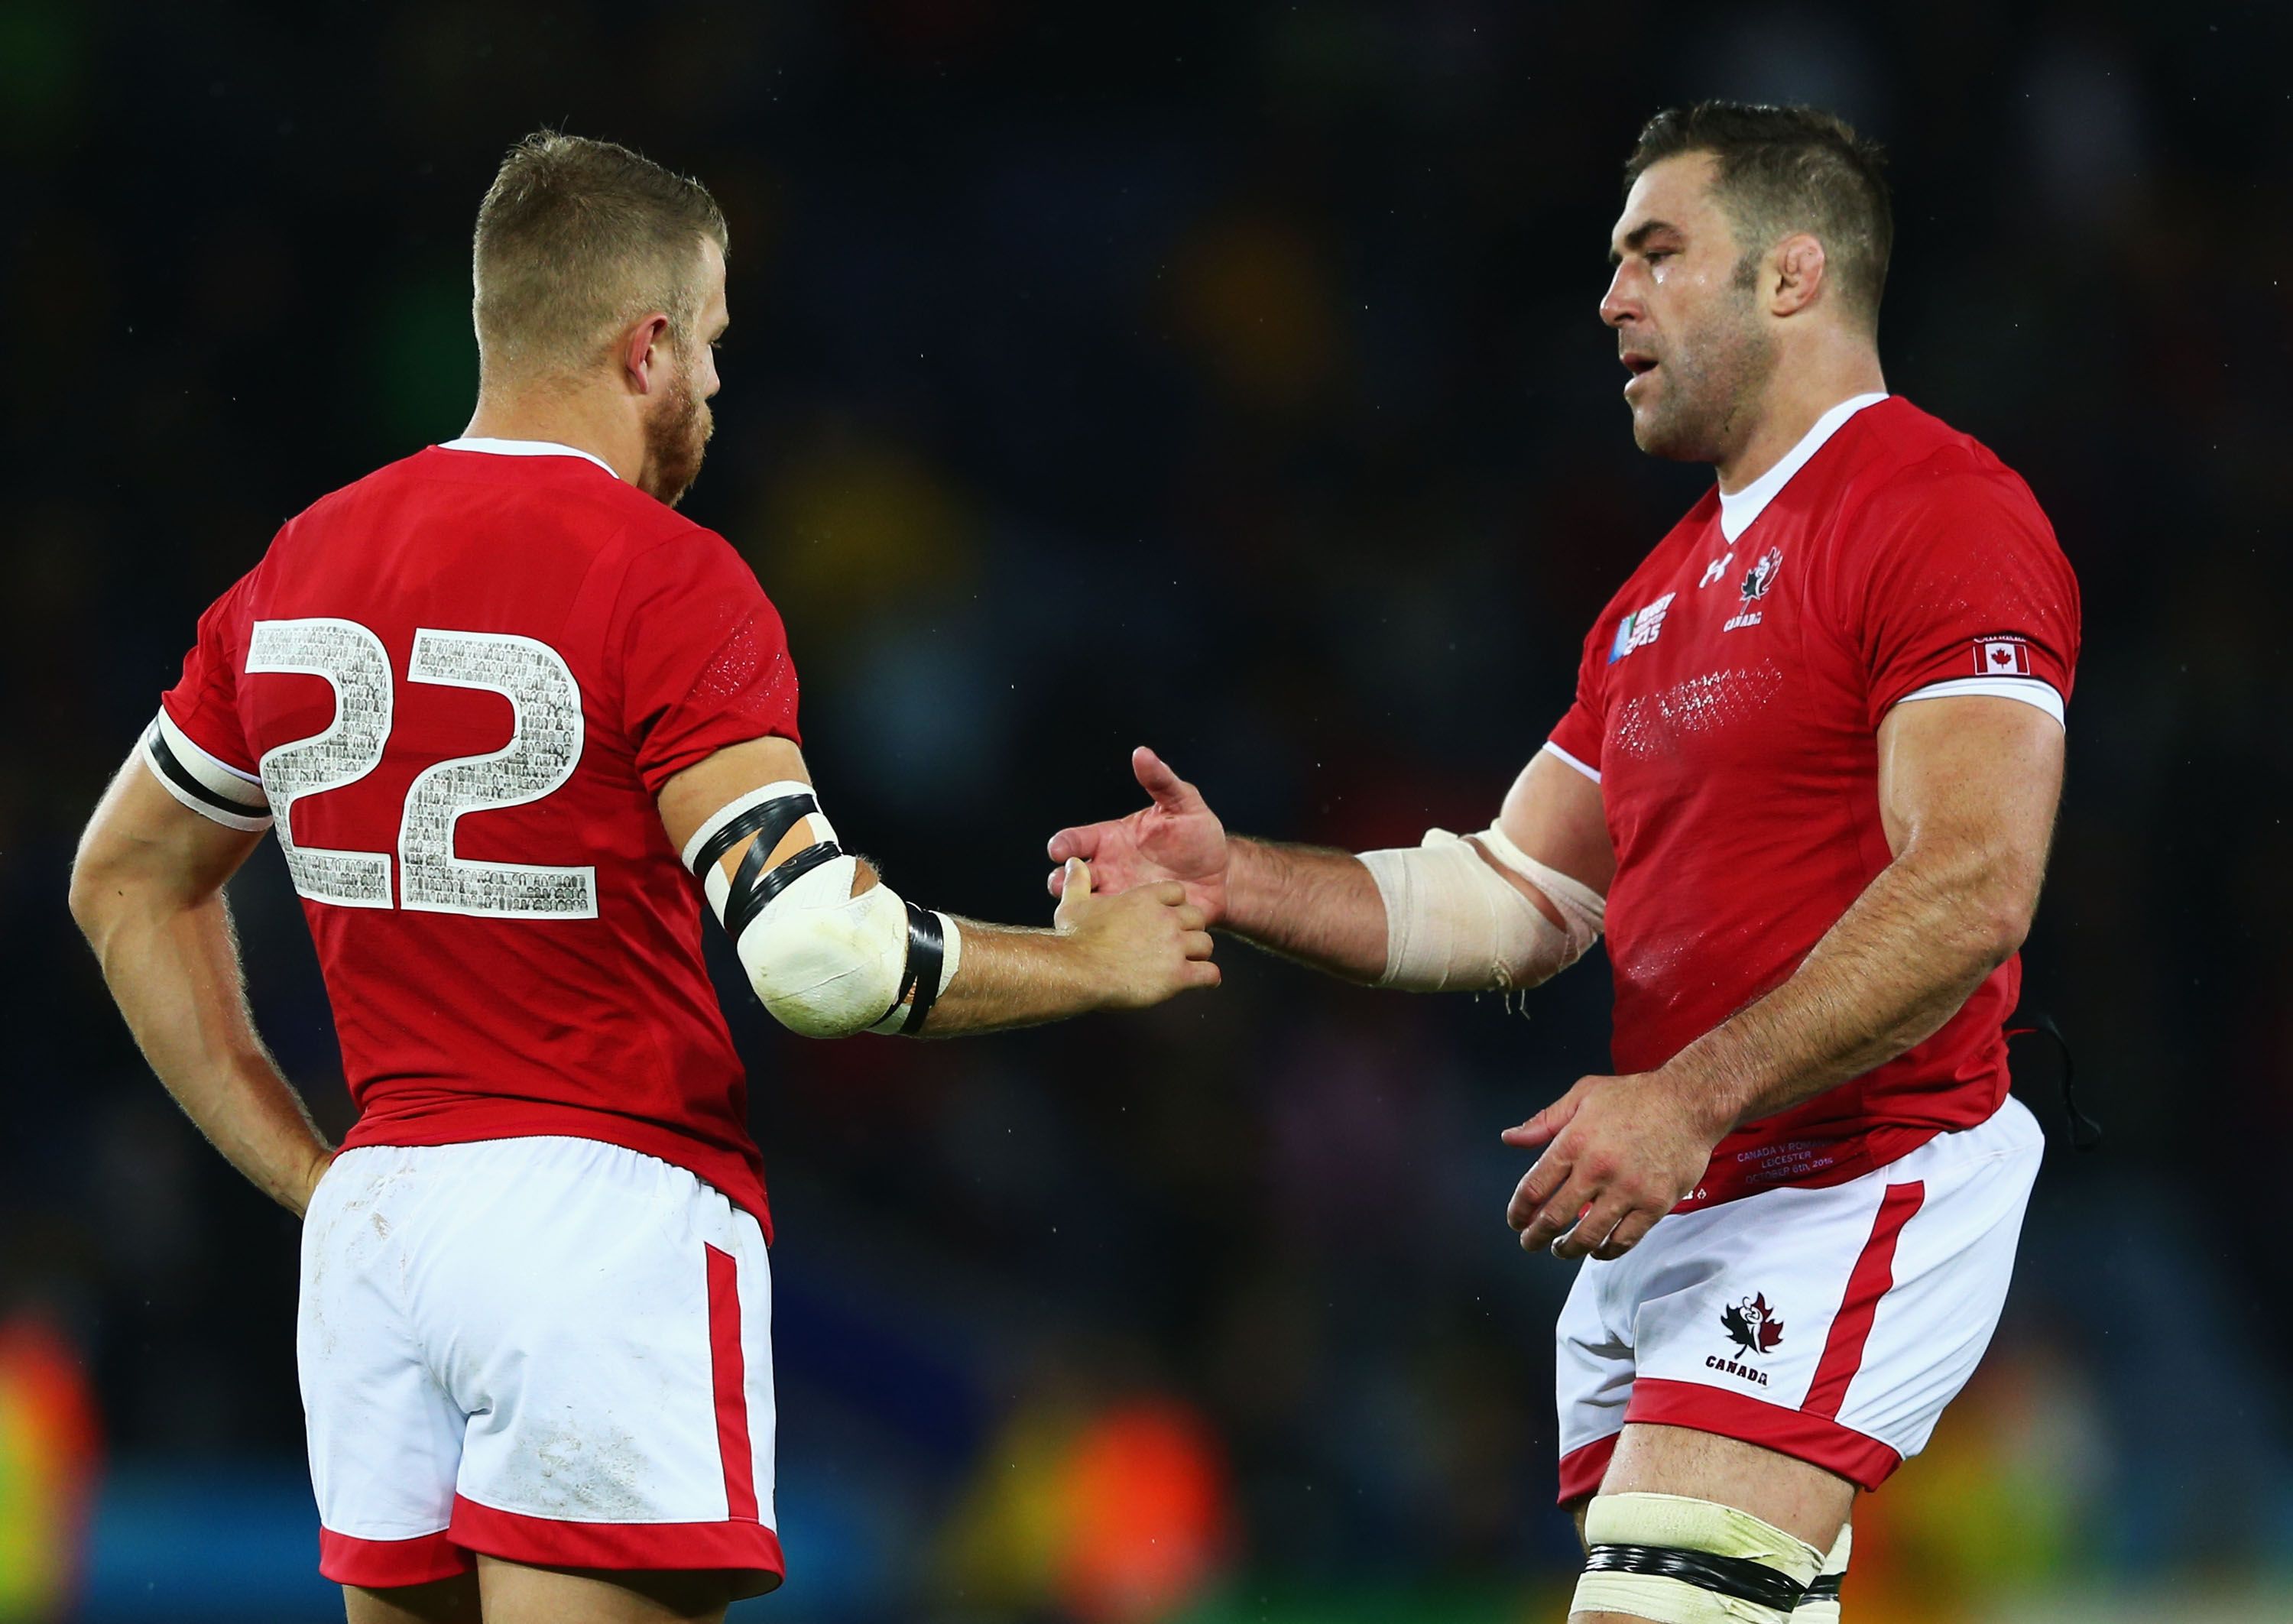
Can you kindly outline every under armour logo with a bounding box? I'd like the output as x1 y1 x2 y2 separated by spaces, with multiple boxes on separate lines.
1699 552 1734 589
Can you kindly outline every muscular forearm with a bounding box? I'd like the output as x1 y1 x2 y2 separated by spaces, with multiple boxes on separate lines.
1218 837 1390 981
1663 846 2025 1131
82 893 332 1214
919 923 1120 1036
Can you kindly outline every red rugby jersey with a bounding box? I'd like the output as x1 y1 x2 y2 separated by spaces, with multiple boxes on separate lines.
1547 395 2079 1208
149 439 798 1234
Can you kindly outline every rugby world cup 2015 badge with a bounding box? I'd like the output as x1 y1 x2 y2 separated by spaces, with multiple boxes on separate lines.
1608 592 1677 663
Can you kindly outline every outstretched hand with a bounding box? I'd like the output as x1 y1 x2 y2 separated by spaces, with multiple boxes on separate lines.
1500 1071 1730 1262
1047 747 1231 925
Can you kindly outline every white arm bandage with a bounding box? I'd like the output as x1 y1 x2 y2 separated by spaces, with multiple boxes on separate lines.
1357 825 1604 993
681 781 964 1038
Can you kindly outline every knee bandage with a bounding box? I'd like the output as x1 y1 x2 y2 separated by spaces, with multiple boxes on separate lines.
1571 1493 1824 1623
1357 824 1604 992
682 781 962 1038
1795 1524 1850 1622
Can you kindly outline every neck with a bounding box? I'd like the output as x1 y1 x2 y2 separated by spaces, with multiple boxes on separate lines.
462 382 641 486
1714 335 1886 494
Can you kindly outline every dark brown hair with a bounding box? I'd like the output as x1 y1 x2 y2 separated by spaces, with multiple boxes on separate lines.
1625 102 1892 327
472 131 729 380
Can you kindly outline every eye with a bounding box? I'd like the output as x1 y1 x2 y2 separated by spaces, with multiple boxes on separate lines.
1646 251 1675 265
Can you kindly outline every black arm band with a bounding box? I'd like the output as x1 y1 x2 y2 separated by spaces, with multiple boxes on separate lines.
885 903 948 1036
687 792 820 880
724 840 844 940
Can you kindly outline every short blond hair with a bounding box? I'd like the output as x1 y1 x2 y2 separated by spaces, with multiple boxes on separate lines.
472 131 728 381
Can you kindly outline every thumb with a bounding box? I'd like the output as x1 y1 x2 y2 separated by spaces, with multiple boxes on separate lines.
1052 857 1093 919
1133 747 1197 815
1500 1085 1584 1151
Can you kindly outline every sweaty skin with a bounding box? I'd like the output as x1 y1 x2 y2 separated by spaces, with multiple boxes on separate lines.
1049 151 2069 1581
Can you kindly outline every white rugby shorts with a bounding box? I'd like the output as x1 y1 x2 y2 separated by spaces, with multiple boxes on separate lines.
297 1136 780 1592
1555 1097 2042 1502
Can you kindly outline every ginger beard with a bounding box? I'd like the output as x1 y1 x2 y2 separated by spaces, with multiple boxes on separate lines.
1627 261 1780 466
640 343 714 508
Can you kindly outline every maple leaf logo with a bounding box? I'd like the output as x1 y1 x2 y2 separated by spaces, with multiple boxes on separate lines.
1720 1293 1785 1355
1739 546 1785 602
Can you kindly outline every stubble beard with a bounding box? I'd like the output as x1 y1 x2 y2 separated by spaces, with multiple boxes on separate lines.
1630 294 1778 468
641 361 714 509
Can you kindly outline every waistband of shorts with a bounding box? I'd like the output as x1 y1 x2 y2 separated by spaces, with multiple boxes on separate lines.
336 1109 774 1243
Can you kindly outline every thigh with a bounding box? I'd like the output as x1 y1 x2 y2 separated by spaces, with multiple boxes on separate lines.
476 1555 741 1624
411 1139 782 1596
1590 1103 2044 1502
1555 1254 1636 1503
303 1147 474 1589
344 1574 482 1624
1597 1422 1852 1551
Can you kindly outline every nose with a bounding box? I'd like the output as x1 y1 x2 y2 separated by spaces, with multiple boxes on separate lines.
1600 264 1639 329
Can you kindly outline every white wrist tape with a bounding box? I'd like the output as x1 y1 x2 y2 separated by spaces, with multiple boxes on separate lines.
1357 825 1604 992
682 781 963 1038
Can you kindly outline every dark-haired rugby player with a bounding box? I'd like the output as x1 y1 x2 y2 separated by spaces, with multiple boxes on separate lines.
1048 102 2077 1624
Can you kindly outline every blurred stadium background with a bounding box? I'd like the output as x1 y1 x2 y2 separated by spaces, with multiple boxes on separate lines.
5 2 2288 1619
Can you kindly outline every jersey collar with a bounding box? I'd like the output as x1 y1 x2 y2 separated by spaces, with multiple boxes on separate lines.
437 436 621 481
1716 392 1889 543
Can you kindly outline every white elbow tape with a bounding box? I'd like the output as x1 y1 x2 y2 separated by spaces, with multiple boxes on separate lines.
1357 825 1604 992
682 782 963 1038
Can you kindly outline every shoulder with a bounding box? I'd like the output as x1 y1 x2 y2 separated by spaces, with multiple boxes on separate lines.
615 513 767 604
1844 400 2050 520
1833 400 2064 565
278 447 452 535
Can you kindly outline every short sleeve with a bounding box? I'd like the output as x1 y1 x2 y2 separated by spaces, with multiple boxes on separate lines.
148 572 274 830
1543 615 1609 784
1848 468 2080 731
616 530 802 796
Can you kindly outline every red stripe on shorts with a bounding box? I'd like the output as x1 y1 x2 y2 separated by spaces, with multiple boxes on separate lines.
705 1243 761 1522
1802 1179 1925 1421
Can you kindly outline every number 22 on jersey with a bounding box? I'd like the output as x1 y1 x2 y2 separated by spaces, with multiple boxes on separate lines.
245 618 598 919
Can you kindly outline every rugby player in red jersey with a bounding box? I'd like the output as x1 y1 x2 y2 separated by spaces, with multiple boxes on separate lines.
69 133 1218 1624
1049 104 2077 1623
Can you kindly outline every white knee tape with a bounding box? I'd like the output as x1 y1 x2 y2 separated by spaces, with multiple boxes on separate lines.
1795 1523 1850 1622
1570 1492 1823 1624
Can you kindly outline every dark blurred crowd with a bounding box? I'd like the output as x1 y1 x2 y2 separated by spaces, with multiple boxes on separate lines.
5 2 2289 1616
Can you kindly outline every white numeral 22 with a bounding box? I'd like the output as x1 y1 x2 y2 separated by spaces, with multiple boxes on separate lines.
246 619 598 919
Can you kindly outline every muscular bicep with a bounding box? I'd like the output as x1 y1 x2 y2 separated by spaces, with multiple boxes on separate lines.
1876 696 2063 925
1493 748 1614 895
657 734 853 887
72 749 266 918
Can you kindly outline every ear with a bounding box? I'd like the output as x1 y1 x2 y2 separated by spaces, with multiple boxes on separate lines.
1769 233 1828 318
620 314 673 394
